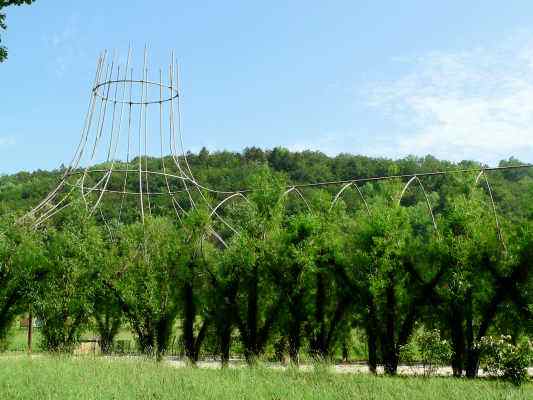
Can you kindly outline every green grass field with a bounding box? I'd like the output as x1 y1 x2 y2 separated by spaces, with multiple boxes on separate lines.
0 357 530 400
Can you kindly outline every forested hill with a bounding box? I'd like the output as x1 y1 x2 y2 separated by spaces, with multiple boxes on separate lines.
1 147 533 219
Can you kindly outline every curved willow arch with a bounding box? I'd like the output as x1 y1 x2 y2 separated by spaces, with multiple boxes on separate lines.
21 47 533 248
23 48 207 230
203 228 228 249
209 192 251 218
282 186 312 213
474 170 506 250
330 181 371 215
398 175 438 234
204 192 252 247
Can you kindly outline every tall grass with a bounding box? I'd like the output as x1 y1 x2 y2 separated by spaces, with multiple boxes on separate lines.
0 356 530 399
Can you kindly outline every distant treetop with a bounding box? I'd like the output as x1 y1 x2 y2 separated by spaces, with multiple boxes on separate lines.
0 0 36 63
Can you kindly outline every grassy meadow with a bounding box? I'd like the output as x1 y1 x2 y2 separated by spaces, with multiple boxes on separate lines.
0 357 530 400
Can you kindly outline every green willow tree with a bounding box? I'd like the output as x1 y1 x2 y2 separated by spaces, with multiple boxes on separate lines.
346 190 442 375
178 207 213 365
110 217 182 359
91 233 123 354
303 204 352 361
273 212 318 364
203 166 288 365
35 207 103 352
207 241 241 366
432 190 532 378
230 168 287 364
0 213 46 343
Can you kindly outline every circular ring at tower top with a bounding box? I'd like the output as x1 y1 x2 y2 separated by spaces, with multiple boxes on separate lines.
93 79 179 105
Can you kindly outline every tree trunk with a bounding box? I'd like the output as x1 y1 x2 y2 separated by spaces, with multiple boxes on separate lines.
95 310 121 355
325 295 351 355
155 315 174 361
99 325 114 354
183 281 196 363
342 340 349 362
465 348 480 378
217 281 238 367
274 337 287 364
193 319 209 362
135 326 155 356
366 299 378 374
288 309 302 364
288 286 304 365
311 271 327 358
383 351 398 375
464 289 479 378
382 277 398 375
220 321 232 367
245 265 259 364
449 305 465 377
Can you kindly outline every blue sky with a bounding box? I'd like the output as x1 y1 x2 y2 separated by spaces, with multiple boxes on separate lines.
2 1 533 174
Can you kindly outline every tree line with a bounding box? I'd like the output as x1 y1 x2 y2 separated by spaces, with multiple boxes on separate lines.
0 150 532 378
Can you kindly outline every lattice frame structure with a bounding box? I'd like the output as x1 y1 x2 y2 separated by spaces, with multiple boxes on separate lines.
25 48 533 248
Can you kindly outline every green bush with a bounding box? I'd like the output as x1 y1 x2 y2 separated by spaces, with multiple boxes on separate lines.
39 320 81 354
477 335 531 385
400 329 452 376
417 329 452 375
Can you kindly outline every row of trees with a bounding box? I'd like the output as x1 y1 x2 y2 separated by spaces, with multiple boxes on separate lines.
1 167 531 377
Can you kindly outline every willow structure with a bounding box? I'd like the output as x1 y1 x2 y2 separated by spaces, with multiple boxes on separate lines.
26 48 533 248
28 48 217 227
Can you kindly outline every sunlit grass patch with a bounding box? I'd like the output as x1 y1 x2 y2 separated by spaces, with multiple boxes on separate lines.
0 356 530 400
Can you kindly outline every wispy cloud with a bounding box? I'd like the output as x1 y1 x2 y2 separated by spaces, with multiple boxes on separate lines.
44 13 83 77
0 137 16 146
364 32 533 165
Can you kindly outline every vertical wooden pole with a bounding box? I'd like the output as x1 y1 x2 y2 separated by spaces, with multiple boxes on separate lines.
27 308 33 354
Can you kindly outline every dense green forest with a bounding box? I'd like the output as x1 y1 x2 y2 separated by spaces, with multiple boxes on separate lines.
2 147 533 218
0 148 532 381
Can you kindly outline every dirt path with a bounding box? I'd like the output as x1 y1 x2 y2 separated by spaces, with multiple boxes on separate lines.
166 357 533 377
2 353 531 377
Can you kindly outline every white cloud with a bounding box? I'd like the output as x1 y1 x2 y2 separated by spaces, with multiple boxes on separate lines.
44 13 82 77
365 33 533 165
0 137 16 146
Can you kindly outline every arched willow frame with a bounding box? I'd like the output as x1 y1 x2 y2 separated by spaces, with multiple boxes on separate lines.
23 48 533 250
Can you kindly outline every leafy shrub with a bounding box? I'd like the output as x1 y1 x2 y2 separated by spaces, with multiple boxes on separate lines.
39 320 80 354
399 329 452 376
417 329 452 375
477 335 531 385
399 340 418 367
